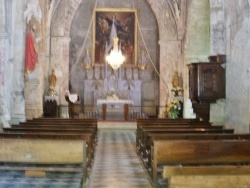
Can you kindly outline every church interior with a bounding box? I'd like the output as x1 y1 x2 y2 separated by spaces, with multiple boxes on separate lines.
0 0 250 187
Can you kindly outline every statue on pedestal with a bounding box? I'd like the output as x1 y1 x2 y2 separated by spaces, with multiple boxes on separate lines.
48 69 57 96
172 71 179 88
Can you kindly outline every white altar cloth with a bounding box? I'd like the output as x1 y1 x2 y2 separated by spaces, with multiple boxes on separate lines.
97 99 133 107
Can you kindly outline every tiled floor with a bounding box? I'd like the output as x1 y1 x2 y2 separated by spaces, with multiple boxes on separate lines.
0 127 153 188
87 129 153 188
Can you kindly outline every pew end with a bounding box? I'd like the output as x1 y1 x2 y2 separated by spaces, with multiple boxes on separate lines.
0 138 88 186
166 174 250 188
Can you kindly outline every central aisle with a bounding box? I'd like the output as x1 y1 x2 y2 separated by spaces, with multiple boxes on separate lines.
87 129 153 188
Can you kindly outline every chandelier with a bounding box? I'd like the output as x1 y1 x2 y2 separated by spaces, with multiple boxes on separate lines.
105 37 125 70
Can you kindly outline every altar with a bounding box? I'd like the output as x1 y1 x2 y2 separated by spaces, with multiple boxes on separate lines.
97 99 133 120
97 99 133 107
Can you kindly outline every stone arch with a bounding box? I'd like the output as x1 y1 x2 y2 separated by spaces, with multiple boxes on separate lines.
63 0 82 37
50 0 180 117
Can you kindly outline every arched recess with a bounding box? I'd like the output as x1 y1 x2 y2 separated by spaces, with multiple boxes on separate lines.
69 0 159 110
145 0 187 117
50 0 181 118
49 0 83 105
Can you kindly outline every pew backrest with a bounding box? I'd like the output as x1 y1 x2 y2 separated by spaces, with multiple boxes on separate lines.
151 139 250 182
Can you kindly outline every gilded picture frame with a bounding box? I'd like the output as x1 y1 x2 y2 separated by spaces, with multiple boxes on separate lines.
92 8 138 67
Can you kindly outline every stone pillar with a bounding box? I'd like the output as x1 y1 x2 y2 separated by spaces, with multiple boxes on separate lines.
24 65 43 119
158 40 182 117
0 10 9 126
9 0 26 123
210 0 225 55
50 36 70 106
209 0 226 125
0 0 6 120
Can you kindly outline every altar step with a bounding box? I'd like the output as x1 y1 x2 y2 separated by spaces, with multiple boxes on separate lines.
97 121 136 129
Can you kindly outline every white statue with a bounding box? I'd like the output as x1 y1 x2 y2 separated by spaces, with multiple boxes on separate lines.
24 0 42 23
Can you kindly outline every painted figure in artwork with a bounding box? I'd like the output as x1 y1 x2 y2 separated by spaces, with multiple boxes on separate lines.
125 40 134 64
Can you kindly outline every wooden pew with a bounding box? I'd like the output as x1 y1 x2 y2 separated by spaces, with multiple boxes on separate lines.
136 118 202 124
29 117 98 122
11 124 97 133
13 119 98 153
138 128 234 166
23 118 98 126
138 126 233 158
163 166 250 188
0 132 90 187
20 121 97 126
151 139 250 185
3 127 96 168
136 122 213 150
144 133 250 169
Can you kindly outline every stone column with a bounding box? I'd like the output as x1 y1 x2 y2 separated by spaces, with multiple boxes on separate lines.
9 0 26 123
209 0 226 125
0 0 6 120
0 40 10 127
50 36 70 106
158 40 182 117
210 0 225 55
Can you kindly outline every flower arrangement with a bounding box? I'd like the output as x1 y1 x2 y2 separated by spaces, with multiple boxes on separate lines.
166 99 182 119
171 87 184 96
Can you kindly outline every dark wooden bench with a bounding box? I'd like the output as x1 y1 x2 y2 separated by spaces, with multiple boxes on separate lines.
3 128 96 165
163 166 250 188
138 126 233 158
20 121 97 126
136 118 202 124
144 133 250 169
0 118 99 187
151 138 250 185
23 118 98 126
11 124 97 134
136 122 213 150
29 117 98 122
0 132 90 187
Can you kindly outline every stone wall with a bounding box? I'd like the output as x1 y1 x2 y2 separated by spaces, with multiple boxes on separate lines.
0 0 26 125
209 0 225 125
11 0 26 123
183 0 210 119
185 0 210 63
209 0 250 132
224 0 250 133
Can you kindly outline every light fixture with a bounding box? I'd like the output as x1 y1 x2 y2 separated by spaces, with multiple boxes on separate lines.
105 36 125 70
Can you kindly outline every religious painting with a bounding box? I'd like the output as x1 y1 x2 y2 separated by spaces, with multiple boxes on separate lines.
93 8 138 67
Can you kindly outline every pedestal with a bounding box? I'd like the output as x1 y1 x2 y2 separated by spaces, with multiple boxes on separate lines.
65 95 79 118
44 96 58 117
